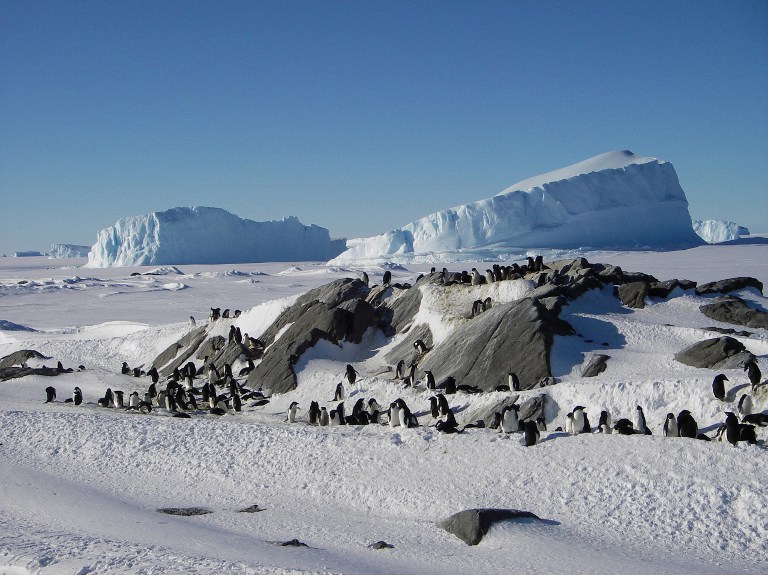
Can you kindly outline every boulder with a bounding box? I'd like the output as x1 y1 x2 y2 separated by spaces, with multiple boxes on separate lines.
649 279 697 298
674 336 756 369
153 326 207 375
0 349 50 368
419 298 573 391
580 353 611 377
696 277 763 296
384 324 433 367
616 281 649 309
699 296 768 330
439 508 541 546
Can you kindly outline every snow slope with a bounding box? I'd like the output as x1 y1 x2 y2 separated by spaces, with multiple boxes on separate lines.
0 245 767 575
330 151 704 265
693 219 751 243
87 207 346 267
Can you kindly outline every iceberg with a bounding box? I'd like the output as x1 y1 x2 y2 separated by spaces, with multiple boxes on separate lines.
87 207 346 267
330 150 704 265
49 244 91 258
692 220 750 244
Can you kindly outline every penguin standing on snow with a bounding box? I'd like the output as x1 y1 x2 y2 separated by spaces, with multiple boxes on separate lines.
677 410 698 438
333 382 345 401
436 394 450 416
318 406 329 426
634 405 651 435
598 410 612 434
737 393 753 417
524 420 540 446
424 370 436 390
508 372 521 392
288 401 301 423
724 412 740 447
744 360 762 390
712 374 728 401
663 413 679 437
571 406 586 435
344 364 358 385
308 401 320 425
72 386 83 406
44 386 56 403
500 404 520 433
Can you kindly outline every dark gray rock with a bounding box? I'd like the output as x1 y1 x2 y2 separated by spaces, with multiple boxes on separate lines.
0 365 62 381
649 279 697 298
419 298 572 391
246 279 376 394
369 282 425 336
157 507 212 516
154 326 208 376
616 282 649 309
518 394 546 422
439 508 541 546
699 296 768 330
370 541 395 550
463 395 519 427
674 336 756 369
384 323 433 366
696 277 763 296
704 326 754 337
581 353 611 377
0 349 50 368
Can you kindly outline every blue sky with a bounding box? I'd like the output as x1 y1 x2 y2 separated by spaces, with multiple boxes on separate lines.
1 0 766 255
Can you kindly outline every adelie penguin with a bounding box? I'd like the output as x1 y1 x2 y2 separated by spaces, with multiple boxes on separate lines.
524 420 540 446
712 374 728 401
663 413 678 437
677 410 698 438
287 401 301 423
44 386 56 403
634 406 651 435
333 382 345 401
500 404 520 433
72 386 83 406
724 412 740 447
598 410 612 434
344 364 358 385
744 360 762 390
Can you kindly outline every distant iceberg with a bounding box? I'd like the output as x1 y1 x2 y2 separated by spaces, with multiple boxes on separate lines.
87 207 346 267
330 150 704 265
692 220 750 244
49 244 91 258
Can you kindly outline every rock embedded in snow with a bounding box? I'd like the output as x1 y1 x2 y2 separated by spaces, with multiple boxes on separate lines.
695 276 763 296
330 150 704 264
581 353 611 377
693 219 750 243
616 281 650 309
86 207 346 267
439 508 542 546
674 336 755 369
699 296 768 330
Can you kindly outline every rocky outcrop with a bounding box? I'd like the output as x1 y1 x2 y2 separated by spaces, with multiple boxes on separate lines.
649 279 697 298
696 277 763 296
674 336 755 369
699 296 768 330
418 298 573 391
581 353 611 377
439 508 542 545
616 282 650 309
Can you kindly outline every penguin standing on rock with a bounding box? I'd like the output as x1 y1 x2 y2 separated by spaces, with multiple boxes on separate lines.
712 374 728 401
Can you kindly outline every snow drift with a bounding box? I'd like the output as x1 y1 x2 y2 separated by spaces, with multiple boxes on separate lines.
693 219 750 244
86 207 346 267
330 151 704 265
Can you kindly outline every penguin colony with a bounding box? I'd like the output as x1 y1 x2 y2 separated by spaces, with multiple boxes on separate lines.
38 257 767 451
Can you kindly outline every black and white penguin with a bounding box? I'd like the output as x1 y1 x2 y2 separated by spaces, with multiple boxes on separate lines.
634 406 651 435
428 396 440 418
744 360 762 390
724 412 740 447
189 316 196 328
287 401 301 423
677 410 698 438
329 407 342 426
394 360 405 380
737 394 753 417
307 401 320 424
742 413 768 426
613 418 635 435
484 269 494 284
367 398 381 417
333 382 345 401
663 413 679 437
388 401 401 428
382 270 392 286
318 406 329 426
524 420 539 446
739 424 757 444
598 410 612 434
360 271 369 287
413 370 430 391
232 393 242 413
72 386 82 406
101 388 114 408
500 404 520 433
572 406 586 435
440 376 457 395
565 412 574 434
344 364 358 385
436 393 450 416
508 372 521 392
436 410 460 433
536 416 547 432
45 386 56 403
471 268 482 286
712 374 728 401
398 401 418 428
113 390 125 409
413 340 427 354
128 391 140 410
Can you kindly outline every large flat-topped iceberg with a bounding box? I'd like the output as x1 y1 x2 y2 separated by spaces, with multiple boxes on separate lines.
692 219 750 244
86 207 346 267
330 150 704 264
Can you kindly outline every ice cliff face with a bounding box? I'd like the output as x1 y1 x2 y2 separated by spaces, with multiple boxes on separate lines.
49 244 91 258
692 220 750 244
86 207 346 267
330 150 704 265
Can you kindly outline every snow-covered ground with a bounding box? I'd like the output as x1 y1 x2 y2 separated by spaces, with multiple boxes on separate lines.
1 243 767 575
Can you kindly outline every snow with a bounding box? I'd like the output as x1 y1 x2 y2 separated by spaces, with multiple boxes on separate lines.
86 207 346 267
693 219 751 244
330 151 705 265
1 243 767 575
49 244 91 259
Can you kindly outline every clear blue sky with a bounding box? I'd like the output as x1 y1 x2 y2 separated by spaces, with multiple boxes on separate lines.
1 0 766 255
